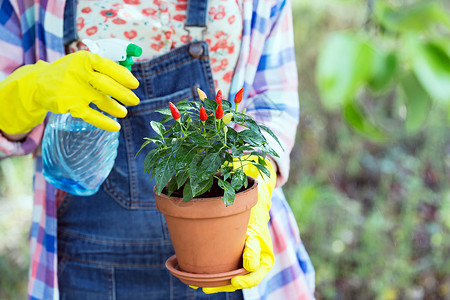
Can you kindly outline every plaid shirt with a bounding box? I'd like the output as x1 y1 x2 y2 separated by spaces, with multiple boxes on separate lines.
0 0 315 298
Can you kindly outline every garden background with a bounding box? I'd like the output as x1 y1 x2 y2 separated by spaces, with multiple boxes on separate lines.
1 0 449 299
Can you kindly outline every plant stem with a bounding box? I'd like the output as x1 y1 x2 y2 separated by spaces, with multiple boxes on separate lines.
223 129 227 146
178 120 186 137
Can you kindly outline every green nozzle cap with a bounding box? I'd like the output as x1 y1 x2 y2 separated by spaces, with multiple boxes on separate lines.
127 43 143 57
119 43 142 70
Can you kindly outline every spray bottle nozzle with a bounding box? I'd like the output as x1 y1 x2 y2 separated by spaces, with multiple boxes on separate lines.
126 44 143 57
82 39 142 71
119 43 142 71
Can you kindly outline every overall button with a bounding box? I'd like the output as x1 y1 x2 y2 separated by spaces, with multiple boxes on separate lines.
189 43 204 58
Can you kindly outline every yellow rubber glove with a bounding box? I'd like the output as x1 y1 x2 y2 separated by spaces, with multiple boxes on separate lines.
0 51 140 135
198 156 276 294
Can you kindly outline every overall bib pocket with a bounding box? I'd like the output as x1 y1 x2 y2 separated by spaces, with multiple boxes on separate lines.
104 87 197 209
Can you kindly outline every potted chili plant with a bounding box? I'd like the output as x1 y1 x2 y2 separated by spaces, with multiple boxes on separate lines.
138 88 282 287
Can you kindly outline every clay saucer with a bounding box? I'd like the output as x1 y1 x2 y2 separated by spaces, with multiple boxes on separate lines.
165 255 249 287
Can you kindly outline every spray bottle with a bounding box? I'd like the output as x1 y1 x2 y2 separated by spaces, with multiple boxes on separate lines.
42 39 142 196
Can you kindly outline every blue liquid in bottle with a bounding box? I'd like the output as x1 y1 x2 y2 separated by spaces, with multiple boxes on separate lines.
42 113 119 196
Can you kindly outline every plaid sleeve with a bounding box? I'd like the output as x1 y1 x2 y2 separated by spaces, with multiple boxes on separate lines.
0 0 42 157
234 0 299 187
0 0 24 81
0 124 44 158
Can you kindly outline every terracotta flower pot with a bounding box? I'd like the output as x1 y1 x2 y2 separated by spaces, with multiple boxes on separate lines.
155 176 258 275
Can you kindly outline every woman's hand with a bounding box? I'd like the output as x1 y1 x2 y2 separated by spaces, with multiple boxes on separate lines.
0 51 140 135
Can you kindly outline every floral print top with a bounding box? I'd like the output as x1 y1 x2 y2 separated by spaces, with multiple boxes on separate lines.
72 0 243 97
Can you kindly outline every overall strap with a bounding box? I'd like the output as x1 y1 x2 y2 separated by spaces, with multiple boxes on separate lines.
185 0 208 43
63 0 78 47
186 0 208 27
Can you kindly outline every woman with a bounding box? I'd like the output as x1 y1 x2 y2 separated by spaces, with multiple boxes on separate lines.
0 0 315 298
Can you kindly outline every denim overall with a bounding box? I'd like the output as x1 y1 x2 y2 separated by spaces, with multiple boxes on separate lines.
57 0 244 298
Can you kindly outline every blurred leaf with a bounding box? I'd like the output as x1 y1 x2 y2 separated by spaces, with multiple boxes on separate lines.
188 132 211 147
150 121 165 137
167 176 178 197
143 148 160 174
375 1 450 33
317 33 374 109
368 50 398 93
183 180 193 202
154 155 175 194
400 72 431 132
412 41 450 103
343 101 385 141
218 178 235 206
231 168 246 191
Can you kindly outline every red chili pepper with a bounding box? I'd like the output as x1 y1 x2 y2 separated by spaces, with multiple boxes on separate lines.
200 106 208 121
215 90 223 104
234 88 244 104
215 103 223 119
169 102 180 120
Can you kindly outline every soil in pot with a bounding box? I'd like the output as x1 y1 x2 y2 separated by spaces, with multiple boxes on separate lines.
162 175 248 199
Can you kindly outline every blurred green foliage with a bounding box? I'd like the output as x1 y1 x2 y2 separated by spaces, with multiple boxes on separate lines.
315 0 450 140
0 156 33 299
287 0 450 299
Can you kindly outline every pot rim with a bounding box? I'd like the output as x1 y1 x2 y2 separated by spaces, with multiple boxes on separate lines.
154 176 258 219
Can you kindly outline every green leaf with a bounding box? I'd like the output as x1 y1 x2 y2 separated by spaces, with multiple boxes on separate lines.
240 129 265 146
226 127 238 143
222 100 232 111
175 146 198 171
167 176 178 197
160 115 172 124
154 155 176 194
222 165 233 181
218 178 235 206
176 169 189 189
189 155 204 195
231 169 246 191
189 132 211 147
261 144 280 158
204 99 218 112
368 50 398 93
400 72 431 132
245 119 261 133
143 136 162 143
375 1 450 33
181 113 191 124
177 103 196 111
143 148 160 174
183 180 193 202
155 108 172 115
412 41 450 103
171 137 184 153
250 151 267 162
251 162 271 178
136 140 152 157
343 102 385 141
172 121 182 134
259 124 284 151
238 146 254 152
151 121 166 137
190 178 209 198
199 152 222 181
193 177 213 198
233 113 245 124
231 145 244 158
316 33 374 109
